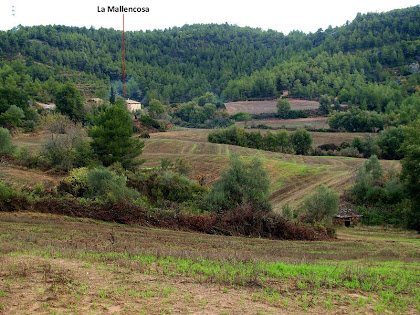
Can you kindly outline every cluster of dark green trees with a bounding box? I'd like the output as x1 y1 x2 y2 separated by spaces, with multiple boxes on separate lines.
208 126 313 155
209 124 409 160
171 92 233 128
0 98 144 172
326 93 420 132
1 6 419 109
350 150 420 231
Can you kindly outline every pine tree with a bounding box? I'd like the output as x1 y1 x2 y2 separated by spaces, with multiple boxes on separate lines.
109 86 116 104
91 104 144 168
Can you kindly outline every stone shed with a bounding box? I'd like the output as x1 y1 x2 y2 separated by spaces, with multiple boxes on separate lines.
333 208 363 227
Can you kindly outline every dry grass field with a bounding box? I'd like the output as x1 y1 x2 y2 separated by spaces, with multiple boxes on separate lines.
0 212 419 314
225 99 320 115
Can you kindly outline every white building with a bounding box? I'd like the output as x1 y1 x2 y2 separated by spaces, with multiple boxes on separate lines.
126 99 142 112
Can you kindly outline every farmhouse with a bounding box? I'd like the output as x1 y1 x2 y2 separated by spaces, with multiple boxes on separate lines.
35 102 56 110
333 208 363 227
126 99 142 112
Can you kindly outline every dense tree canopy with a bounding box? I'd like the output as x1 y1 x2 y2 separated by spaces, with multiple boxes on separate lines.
400 120 420 231
0 6 418 133
0 6 418 106
55 82 84 120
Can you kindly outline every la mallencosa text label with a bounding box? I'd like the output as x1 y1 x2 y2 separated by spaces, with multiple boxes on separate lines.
97 6 150 13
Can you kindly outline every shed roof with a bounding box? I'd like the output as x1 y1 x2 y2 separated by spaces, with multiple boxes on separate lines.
126 99 141 104
334 207 363 219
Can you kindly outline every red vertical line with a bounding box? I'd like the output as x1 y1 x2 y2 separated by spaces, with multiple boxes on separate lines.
123 14 125 98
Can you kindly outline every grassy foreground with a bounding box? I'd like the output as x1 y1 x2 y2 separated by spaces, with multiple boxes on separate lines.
0 212 419 314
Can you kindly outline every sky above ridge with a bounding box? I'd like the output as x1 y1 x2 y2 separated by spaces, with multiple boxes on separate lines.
0 0 418 34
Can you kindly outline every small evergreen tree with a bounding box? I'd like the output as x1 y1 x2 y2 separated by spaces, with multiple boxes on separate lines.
109 86 116 104
91 104 144 168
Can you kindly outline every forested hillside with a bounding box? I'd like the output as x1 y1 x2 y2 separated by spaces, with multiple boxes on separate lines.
0 5 419 109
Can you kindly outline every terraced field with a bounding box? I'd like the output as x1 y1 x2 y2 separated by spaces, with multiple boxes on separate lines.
225 99 320 115
236 117 330 130
9 128 395 210
143 129 397 210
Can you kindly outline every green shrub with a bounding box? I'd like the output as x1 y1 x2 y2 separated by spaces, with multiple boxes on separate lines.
349 155 407 216
175 158 192 176
302 185 339 224
208 127 292 153
86 167 139 202
15 147 45 168
21 120 36 132
364 155 383 181
358 206 404 226
365 186 388 204
57 167 89 197
41 116 92 171
152 171 204 203
338 146 360 157
148 99 165 118
377 126 405 160
207 126 247 147
205 154 271 213
138 115 164 130
231 112 252 122
127 169 205 204
385 178 406 204
0 181 15 201
0 105 25 128
32 183 45 197
0 128 14 156
319 94 334 114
